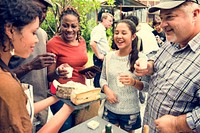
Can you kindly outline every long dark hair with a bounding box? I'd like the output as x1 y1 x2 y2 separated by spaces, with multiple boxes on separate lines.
116 19 139 72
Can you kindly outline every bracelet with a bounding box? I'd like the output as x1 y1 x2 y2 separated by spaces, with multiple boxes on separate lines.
132 79 136 86
55 67 60 76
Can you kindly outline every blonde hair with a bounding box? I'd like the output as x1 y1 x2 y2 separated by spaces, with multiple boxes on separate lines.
101 12 113 21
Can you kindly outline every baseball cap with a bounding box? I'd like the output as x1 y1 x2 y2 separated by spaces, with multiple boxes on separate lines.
149 0 199 13
42 0 53 7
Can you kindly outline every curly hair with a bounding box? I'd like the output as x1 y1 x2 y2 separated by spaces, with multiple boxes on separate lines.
0 0 42 52
115 19 138 73
60 6 80 22
59 6 82 41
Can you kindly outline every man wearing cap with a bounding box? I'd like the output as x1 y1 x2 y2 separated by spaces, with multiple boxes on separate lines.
8 0 55 132
134 0 200 132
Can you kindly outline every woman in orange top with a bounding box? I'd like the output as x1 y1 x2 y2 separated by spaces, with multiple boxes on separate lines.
47 6 96 132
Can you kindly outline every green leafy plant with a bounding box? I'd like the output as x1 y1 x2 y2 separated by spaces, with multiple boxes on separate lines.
41 0 101 51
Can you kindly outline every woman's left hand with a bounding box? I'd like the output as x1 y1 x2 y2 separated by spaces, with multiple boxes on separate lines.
120 74 135 86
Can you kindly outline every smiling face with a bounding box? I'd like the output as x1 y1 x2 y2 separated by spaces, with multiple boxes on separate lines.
160 3 199 47
114 22 135 50
11 17 39 58
60 14 79 43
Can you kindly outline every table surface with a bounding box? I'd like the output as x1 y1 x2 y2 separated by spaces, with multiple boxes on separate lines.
62 116 128 133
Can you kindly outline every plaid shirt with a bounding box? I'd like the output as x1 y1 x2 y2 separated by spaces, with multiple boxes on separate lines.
144 33 200 133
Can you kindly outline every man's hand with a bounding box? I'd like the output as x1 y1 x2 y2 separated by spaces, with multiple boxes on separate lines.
29 53 56 70
154 115 178 133
134 60 154 76
12 53 56 79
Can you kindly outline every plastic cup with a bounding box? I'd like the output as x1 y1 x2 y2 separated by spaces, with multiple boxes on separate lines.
116 73 124 87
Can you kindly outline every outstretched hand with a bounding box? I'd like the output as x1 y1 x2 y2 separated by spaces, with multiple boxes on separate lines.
29 53 56 70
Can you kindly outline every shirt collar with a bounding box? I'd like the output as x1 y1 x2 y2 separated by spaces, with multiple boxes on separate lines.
171 32 200 52
188 32 200 52
99 23 106 31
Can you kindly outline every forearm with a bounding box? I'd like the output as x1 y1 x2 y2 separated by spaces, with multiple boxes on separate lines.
132 79 144 91
37 104 73 133
90 41 100 57
102 84 110 94
34 96 58 115
47 70 59 82
47 64 59 82
176 115 193 132
12 63 32 78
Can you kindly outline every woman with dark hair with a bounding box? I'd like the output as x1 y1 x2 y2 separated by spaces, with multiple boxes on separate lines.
47 6 96 132
0 0 73 133
100 19 149 133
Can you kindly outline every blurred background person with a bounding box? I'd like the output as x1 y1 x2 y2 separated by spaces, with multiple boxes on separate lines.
90 12 113 88
152 19 166 47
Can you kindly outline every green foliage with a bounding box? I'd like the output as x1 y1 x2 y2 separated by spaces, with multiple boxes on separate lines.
106 27 113 47
106 0 115 6
81 18 97 51
41 0 101 51
41 11 57 39
69 0 101 51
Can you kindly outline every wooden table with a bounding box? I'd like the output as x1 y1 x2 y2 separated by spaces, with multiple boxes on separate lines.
62 116 128 133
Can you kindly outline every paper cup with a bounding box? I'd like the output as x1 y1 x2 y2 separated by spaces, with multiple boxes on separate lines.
139 58 147 69
64 67 73 78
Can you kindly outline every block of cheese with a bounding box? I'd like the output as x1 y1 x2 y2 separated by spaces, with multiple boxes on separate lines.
56 85 75 99
70 88 101 105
